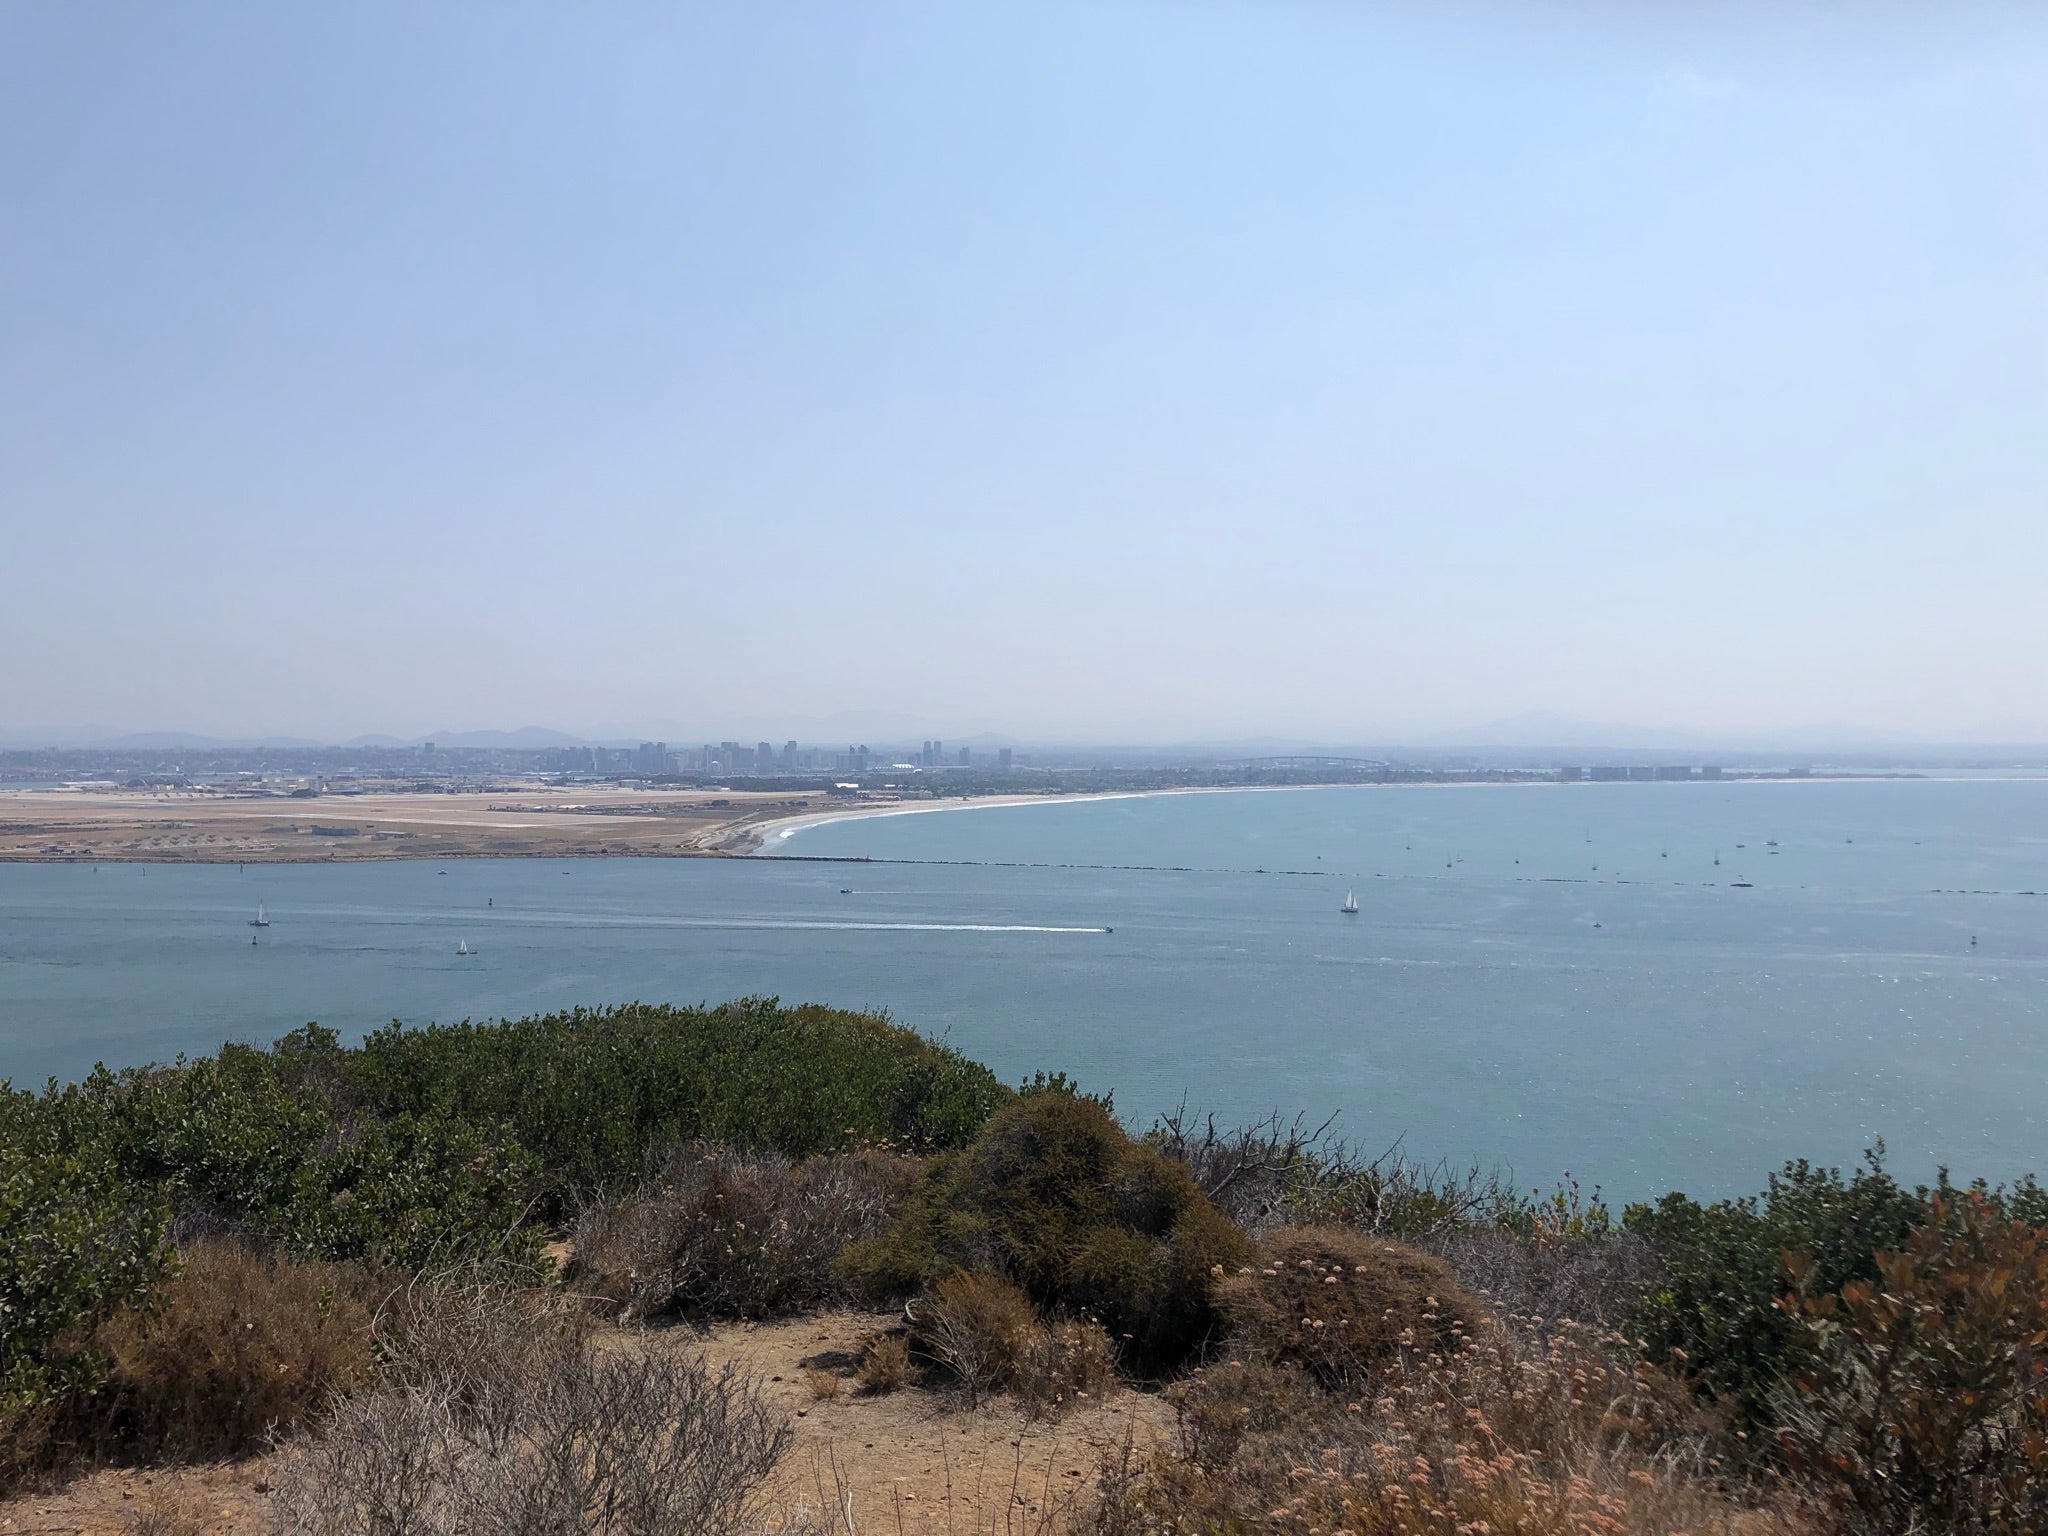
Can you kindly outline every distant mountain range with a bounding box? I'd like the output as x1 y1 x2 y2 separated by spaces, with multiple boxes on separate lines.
0 727 598 752
345 728 592 750
1411 712 2048 755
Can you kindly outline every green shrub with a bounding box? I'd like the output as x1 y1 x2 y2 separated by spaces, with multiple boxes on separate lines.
1624 1148 1929 1438
94 1044 335 1224
841 1090 1256 1373
4 1000 997 1283
0 996 1003 1484
92 1238 374 1460
0 1140 170 1483
1214 1226 1480 1388
342 999 1007 1204
282 1111 546 1273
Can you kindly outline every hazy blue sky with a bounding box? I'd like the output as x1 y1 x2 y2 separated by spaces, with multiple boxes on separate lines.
4 2 2044 745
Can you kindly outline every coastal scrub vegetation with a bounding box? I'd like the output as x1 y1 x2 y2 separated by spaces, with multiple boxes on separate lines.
837 1089 1257 1373
1212 1226 1481 1387
5 1003 2048 1533
0 998 1000 1481
570 1144 919 1321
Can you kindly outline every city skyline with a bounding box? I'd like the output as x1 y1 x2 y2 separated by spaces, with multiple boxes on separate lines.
9 706 2048 760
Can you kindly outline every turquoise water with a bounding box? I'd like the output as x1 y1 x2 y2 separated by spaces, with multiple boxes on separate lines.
2 779 2044 1200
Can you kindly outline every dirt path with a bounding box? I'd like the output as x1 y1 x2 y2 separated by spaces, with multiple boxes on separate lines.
0 1312 1171 1536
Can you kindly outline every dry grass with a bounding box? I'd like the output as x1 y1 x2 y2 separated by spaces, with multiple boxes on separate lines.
1429 1226 1660 1330
1148 1109 1526 1238
1015 1319 1118 1421
269 1275 789 1536
911 1272 1040 1407
1165 1359 1322 1473
1214 1228 1482 1389
371 1264 587 1434
1083 1317 1792 1536
573 1146 918 1322
93 1238 375 1461
802 1366 843 1402
122 1487 211 1536
906 1273 1121 1420
854 1333 913 1395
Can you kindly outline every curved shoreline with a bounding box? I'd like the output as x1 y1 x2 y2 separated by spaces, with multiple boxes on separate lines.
738 771 1996 856
0 773 1987 863
743 780 1415 855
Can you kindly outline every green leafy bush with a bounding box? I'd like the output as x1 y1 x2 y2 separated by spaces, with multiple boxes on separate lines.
0 1141 171 1482
92 1044 335 1223
5 999 999 1277
1624 1148 1928 1437
840 1090 1256 1373
281 1111 545 1272
342 999 1005 1204
0 996 1004 1482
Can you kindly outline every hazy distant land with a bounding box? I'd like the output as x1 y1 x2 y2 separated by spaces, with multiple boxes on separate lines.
0 784 893 862
0 765 1924 865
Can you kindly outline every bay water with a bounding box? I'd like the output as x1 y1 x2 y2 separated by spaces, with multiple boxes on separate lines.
2 778 2043 1201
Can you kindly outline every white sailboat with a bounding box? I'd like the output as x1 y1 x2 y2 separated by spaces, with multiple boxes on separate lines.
1340 889 1359 915
456 939 473 956
249 904 270 928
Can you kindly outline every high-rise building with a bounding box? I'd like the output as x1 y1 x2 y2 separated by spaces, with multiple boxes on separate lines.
957 747 971 766
998 747 1013 772
756 742 774 773
782 740 798 770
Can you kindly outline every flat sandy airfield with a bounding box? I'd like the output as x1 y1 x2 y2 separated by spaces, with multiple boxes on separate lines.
0 783 863 862
0 783 1093 863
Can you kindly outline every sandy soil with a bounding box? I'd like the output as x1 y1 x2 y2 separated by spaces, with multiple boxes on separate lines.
0 786 869 864
0 783 1112 864
0 1311 1169 1536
